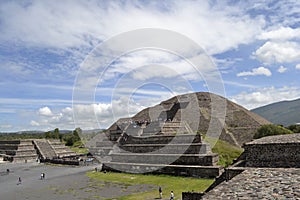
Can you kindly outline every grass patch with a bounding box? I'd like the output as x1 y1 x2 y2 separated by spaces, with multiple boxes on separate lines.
70 147 89 154
87 171 214 200
204 136 243 167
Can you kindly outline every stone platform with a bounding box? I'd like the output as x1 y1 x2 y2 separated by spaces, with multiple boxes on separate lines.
0 140 37 162
102 162 222 178
101 132 223 178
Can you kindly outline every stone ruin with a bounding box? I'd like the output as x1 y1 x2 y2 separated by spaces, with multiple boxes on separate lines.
0 140 37 163
0 139 78 163
89 97 224 178
101 133 223 178
89 92 271 178
200 133 300 200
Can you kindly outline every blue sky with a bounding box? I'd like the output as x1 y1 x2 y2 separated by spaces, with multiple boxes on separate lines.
0 0 300 132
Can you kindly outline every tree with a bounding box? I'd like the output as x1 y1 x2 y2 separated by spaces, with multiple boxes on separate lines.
254 124 293 139
64 128 82 146
287 124 300 133
54 128 60 139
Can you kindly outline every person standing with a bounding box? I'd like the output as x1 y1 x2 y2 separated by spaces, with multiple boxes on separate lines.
159 186 162 199
17 177 22 185
170 191 174 200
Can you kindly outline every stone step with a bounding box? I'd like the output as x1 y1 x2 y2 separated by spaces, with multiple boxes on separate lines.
122 134 201 145
120 143 211 154
17 146 36 150
0 140 20 145
89 147 113 156
109 153 219 165
96 141 114 147
15 149 37 154
102 162 223 178
13 155 37 163
0 145 18 150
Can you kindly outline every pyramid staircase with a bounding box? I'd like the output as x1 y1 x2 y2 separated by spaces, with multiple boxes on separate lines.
33 139 78 160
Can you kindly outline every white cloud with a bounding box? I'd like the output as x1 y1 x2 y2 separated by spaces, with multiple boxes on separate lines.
38 107 53 116
258 27 300 41
0 124 13 129
254 41 300 64
0 1 265 55
29 89 177 130
277 65 287 73
296 64 300 70
231 86 300 109
237 67 272 77
30 120 40 126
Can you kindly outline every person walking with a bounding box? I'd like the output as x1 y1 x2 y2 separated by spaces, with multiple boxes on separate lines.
159 186 162 199
170 191 174 200
17 177 22 185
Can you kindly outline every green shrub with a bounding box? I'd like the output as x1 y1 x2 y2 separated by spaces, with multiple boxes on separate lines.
254 124 293 139
287 124 300 133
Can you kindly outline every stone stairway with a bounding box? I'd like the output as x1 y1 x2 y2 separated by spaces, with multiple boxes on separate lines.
48 140 78 158
161 121 191 135
102 134 223 178
33 139 57 160
33 139 78 160
0 140 38 162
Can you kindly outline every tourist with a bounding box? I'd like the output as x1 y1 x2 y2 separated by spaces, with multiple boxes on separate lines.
41 172 45 180
17 177 22 185
170 191 174 200
159 186 162 199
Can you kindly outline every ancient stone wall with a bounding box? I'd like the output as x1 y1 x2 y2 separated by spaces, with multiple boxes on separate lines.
243 134 300 168
244 143 300 167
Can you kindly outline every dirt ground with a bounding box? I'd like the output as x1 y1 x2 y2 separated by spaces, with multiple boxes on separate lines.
0 162 155 200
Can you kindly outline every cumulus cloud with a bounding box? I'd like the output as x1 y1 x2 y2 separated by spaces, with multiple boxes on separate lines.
237 67 272 77
231 86 300 109
38 106 53 116
258 27 300 41
296 64 300 70
277 66 287 73
254 41 300 64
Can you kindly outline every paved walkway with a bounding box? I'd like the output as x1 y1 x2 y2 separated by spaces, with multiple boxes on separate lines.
0 162 155 200
0 162 99 200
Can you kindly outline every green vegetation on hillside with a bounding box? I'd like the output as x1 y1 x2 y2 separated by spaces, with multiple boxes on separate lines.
287 124 300 133
87 171 214 199
252 98 300 126
203 136 243 167
254 124 293 139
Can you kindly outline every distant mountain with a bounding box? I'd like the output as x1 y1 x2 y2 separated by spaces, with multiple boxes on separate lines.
252 98 300 126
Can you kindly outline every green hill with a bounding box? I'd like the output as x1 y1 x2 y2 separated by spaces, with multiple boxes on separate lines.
252 98 300 126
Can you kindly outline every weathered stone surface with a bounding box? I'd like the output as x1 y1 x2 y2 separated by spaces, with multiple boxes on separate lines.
243 133 300 168
202 168 300 200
